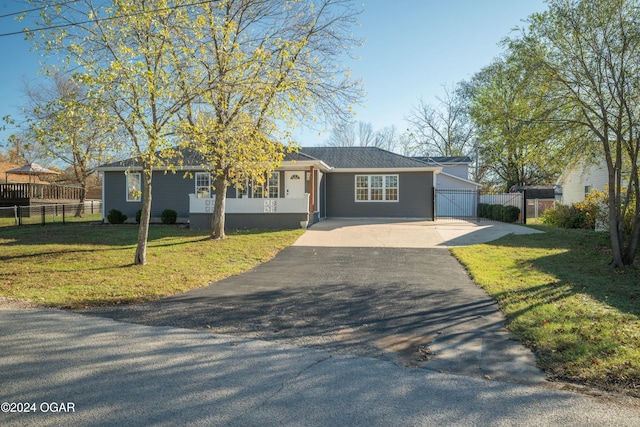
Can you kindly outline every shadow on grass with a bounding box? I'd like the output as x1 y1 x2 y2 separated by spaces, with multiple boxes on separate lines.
0 223 276 248
487 226 640 317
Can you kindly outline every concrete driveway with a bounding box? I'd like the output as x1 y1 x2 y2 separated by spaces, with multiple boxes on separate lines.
294 218 543 248
79 219 546 384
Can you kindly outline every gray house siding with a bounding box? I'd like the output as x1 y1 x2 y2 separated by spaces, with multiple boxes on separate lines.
103 170 205 219
325 172 434 218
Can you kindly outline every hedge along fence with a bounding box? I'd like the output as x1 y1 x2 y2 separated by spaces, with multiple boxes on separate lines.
478 203 521 223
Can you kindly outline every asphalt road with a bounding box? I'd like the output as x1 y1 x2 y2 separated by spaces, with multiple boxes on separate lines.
2 308 640 426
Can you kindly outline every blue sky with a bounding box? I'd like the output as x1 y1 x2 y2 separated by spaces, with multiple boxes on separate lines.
0 0 548 151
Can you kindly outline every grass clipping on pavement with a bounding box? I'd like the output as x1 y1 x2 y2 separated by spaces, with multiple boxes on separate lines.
451 225 640 397
0 225 304 309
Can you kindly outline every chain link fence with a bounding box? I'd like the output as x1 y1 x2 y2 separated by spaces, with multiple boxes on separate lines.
0 201 102 228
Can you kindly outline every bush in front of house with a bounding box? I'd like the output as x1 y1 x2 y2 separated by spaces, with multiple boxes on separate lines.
161 209 177 225
106 209 127 224
136 209 142 224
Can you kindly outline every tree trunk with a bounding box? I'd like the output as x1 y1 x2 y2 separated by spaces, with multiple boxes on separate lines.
135 171 153 265
75 179 86 218
211 174 227 240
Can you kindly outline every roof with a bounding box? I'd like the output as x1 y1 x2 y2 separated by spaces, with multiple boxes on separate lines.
98 146 439 172
1 161 48 183
298 147 434 169
413 156 473 165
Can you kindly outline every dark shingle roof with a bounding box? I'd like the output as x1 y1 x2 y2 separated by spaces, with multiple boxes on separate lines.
413 156 472 164
99 147 207 169
298 147 431 169
99 146 434 170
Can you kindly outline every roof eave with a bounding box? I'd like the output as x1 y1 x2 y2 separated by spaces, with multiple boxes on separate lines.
330 167 442 173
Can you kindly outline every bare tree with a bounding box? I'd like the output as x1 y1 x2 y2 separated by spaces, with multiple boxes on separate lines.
326 121 391 148
407 83 475 157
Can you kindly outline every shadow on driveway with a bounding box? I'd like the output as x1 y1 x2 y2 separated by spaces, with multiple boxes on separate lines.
79 246 546 384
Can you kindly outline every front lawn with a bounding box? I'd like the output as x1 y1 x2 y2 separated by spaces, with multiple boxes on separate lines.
451 225 640 397
0 224 304 308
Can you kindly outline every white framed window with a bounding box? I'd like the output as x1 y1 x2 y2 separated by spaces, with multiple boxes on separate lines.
126 172 141 202
268 172 279 198
236 174 279 198
195 172 211 198
355 175 399 202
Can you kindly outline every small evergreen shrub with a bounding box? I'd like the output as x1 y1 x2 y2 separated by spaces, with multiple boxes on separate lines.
161 209 177 225
478 203 490 218
106 209 127 224
503 205 521 223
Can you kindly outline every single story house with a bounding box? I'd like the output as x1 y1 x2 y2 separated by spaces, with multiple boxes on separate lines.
555 157 608 205
413 156 481 217
97 147 442 229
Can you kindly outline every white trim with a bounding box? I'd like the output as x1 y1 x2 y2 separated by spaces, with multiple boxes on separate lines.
195 172 211 198
332 167 441 173
125 172 142 202
354 174 399 203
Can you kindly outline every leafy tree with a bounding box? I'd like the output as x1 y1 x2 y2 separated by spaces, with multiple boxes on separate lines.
21 72 113 214
524 0 640 267
178 0 363 239
29 0 212 264
468 50 569 192
407 83 476 157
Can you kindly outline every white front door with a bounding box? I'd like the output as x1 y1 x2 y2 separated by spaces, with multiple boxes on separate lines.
285 171 305 198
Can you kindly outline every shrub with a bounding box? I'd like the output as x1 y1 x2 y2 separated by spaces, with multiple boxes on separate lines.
135 209 142 224
478 203 490 218
161 209 177 225
106 209 127 224
503 205 521 223
490 204 503 221
541 204 586 229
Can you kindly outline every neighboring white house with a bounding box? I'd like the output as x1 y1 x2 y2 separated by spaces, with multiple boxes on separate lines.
556 157 608 205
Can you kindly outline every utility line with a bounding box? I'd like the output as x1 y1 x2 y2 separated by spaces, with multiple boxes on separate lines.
0 0 215 38
0 1 80 19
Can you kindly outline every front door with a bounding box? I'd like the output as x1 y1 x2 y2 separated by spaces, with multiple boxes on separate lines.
285 171 305 198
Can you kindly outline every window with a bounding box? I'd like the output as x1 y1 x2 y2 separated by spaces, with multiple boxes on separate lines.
126 172 141 202
355 175 399 202
195 172 211 198
584 185 592 198
268 172 279 198
237 177 271 198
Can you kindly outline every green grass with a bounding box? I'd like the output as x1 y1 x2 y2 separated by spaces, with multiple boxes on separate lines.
0 224 304 309
451 225 640 396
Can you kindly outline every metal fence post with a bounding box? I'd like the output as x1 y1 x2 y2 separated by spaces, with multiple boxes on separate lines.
42 205 46 226
62 204 66 225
